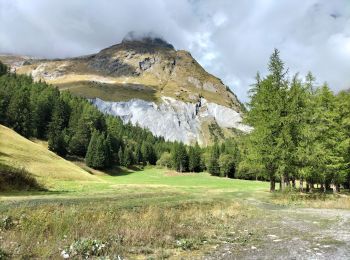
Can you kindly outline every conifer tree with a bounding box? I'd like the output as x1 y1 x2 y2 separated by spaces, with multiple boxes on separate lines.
171 142 188 172
188 143 202 172
48 98 69 156
246 49 289 191
85 131 111 169
0 61 7 76
208 142 220 176
7 88 32 137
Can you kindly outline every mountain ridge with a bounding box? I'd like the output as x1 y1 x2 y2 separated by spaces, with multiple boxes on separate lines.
0 37 249 144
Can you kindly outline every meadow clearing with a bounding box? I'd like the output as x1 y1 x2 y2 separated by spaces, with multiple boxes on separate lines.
1 125 350 259
1 167 350 259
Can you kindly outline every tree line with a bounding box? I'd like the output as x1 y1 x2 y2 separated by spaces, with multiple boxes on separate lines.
240 49 350 192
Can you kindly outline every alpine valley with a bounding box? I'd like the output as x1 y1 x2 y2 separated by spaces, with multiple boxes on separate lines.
0 35 251 145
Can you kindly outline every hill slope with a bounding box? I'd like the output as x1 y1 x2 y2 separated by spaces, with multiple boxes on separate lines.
0 125 97 186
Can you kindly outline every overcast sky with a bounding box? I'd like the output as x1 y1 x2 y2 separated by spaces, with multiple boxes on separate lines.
0 0 349 102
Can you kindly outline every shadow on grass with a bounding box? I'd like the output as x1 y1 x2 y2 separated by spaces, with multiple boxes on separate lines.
0 190 70 197
104 165 144 176
0 163 48 193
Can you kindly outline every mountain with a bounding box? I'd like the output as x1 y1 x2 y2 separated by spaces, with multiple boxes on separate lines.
0 36 251 145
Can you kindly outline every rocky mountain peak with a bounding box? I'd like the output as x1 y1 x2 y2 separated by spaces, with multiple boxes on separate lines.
0 37 248 144
121 31 175 50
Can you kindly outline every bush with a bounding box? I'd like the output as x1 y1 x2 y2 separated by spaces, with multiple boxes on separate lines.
156 152 172 168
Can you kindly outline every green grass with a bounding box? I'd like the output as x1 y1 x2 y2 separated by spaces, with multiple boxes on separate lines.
0 165 269 259
0 125 98 187
57 81 159 102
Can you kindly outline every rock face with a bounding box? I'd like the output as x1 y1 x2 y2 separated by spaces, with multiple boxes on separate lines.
92 96 251 145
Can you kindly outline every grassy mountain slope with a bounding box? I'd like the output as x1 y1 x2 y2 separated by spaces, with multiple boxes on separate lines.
0 38 243 111
0 125 97 186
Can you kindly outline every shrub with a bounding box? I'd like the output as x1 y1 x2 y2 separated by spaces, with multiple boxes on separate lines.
156 152 172 168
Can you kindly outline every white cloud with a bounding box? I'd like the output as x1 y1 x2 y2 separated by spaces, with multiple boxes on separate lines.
0 0 349 102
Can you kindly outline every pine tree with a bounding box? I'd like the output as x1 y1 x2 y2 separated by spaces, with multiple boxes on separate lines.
208 142 220 176
188 143 202 172
48 98 69 156
141 142 157 165
123 146 134 167
246 49 289 191
171 142 188 172
85 131 111 169
336 91 350 190
7 87 32 137
0 61 7 76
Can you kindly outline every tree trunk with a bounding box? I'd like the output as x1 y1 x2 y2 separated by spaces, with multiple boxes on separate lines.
306 182 310 193
292 178 296 189
300 179 304 192
270 180 276 192
309 183 313 193
280 175 285 191
320 183 325 193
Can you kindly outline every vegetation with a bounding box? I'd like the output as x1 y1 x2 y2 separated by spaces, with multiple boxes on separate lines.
0 167 268 258
242 49 350 192
0 124 95 183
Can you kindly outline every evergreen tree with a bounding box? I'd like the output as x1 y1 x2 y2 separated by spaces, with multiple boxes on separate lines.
171 142 188 172
336 91 350 190
208 142 220 176
48 98 69 156
188 143 202 172
7 87 32 137
85 131 111 169
0 61 7 76
246 49 289 191
141 142 157 165
123 146 134 167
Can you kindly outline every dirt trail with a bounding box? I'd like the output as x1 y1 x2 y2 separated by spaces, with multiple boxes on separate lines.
205 198 350 260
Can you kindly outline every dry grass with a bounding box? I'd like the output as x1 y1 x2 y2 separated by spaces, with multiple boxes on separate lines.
271 191 350 209
0 200 250 259
0 125 97 185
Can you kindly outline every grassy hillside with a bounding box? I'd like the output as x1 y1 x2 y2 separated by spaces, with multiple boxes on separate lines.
0 125 97 188
0 40 242 111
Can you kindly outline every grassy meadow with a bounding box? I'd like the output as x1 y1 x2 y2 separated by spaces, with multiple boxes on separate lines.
0 166 271 259
1 124 350 259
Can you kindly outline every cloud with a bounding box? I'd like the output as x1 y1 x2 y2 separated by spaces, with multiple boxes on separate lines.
0 0 349 102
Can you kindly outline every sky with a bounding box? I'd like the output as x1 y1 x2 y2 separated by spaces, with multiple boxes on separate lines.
0 0 349 103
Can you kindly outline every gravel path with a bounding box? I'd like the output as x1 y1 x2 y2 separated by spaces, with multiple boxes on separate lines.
204 199 350 260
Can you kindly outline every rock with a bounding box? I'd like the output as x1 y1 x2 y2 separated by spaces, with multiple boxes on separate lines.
203 82 217 92
92 96 252 145
139 57 155 70
267 234 278 239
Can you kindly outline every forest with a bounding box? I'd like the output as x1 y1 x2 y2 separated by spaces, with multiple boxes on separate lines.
0 49 349 193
